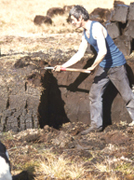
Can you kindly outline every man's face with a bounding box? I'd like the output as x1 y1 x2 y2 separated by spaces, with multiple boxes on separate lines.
70 15 83 28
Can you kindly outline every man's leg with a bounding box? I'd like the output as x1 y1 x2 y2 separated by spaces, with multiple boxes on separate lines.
109 64 134 124
81 67 110 135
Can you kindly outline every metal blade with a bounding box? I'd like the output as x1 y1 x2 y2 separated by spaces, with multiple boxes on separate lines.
44 67 54 70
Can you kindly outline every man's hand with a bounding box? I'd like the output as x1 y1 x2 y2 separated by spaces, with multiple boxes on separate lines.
53 65 62 72
87 66 94 71
87 66 95 74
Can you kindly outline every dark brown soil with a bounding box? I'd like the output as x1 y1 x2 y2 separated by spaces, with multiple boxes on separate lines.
0 122 134 179
0 34 134 180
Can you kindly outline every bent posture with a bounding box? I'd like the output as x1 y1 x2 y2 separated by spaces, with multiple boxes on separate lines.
54 5 134 134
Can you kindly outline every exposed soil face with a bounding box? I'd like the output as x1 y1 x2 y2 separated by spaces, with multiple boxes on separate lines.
1 34 134 131
0 33 84 131
0 33 134 179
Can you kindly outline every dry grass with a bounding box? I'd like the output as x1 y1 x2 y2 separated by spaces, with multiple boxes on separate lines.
2 127 134 180
0 0 133 36
0 0 133 54
0 0 133 55
37 153 86 179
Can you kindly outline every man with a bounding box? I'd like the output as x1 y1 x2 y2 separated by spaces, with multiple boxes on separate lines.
54 5 134 134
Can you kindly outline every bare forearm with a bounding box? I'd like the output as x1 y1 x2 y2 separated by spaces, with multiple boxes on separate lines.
93 54 105 68
54 35 88 71
88 53 106 71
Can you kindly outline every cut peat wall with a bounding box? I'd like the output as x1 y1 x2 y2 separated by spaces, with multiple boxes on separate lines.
0 54 134 132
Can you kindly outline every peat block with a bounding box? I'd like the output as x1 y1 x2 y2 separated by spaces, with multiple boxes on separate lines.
0 57 42 132
114 35 132 56
124 20 134 39
106 22 120 39
128 2 134 21
89 7 111 23
34 15 52 25
46 7 65 17
111 4 129 23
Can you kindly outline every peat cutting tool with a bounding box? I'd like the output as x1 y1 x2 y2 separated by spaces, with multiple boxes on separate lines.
44 67 91 74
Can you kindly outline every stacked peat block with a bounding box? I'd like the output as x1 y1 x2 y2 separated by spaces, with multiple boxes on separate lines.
0 56 44 132
105 2 134 56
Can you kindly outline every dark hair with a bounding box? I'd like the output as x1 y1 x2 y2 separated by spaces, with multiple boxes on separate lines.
69 5 89 21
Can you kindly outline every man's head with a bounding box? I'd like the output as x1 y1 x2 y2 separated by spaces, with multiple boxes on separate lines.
69 5 89 21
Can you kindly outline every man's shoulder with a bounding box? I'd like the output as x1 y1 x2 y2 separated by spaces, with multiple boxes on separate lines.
92 21 104 35
92 21 102 28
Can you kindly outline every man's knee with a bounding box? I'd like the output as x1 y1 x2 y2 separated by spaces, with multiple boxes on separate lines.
89 89 101 102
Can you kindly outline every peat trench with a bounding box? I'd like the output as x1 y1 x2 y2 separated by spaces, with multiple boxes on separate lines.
0 51 134 132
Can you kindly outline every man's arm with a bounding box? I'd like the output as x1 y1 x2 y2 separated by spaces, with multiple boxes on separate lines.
54 34 88 71
87 23 107 71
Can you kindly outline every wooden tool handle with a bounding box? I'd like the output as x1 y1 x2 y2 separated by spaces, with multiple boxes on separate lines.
44 67 91 74
60 67 91 74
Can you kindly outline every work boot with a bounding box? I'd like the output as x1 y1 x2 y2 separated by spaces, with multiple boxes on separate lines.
80 125 103 135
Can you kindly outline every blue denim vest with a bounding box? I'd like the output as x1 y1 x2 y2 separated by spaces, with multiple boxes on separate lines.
84 21 126 68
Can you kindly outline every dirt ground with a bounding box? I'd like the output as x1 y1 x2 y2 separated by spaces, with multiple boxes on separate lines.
0 33 134 180
0 121 134 180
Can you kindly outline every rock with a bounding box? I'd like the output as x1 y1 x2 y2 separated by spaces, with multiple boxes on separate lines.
34 15 52 25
